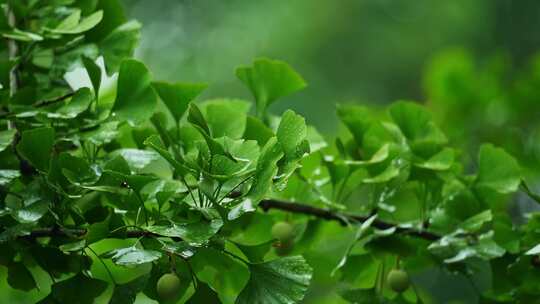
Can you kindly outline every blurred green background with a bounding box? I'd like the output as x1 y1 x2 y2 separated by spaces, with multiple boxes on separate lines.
124 0 540 133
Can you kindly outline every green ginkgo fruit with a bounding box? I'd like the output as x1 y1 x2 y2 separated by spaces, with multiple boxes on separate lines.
271 221 295 242
157 273 181 300
387 269 409 293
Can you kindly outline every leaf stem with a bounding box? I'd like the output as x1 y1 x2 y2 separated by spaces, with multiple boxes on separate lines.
221 248 249 265
132 187 149 226
86 246 117 285
216 174 254 205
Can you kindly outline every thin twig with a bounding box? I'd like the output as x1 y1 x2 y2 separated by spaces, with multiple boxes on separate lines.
86 246 117 285
33 91 75 108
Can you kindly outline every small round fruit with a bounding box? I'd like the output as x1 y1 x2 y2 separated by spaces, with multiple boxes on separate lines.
271 221 294 242
387 269 409 293
157 273 181 300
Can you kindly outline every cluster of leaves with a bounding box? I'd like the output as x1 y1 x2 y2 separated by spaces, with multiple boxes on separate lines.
0 1 315 303
1 1 540 304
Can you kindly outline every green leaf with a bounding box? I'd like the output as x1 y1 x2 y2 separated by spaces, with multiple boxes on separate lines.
82 56 102 97
362 162 400 184
50 10 104 34
236 58 306 117
204 99 251 139
275 110 309 187
338 254 379 289
100 20 141 74
476 144 521 194
55 10 83 31
86 0 127 41
112 59 157 125
50 273 107 304
277 110 308 160
246 137 284 204
109 274 149 304
236 256 312 304
344 144 390 166
153 81 207 122
86 217 111 244
187 103 211 136
161 241 197 259
459 210 492 233
336 104 372 146
2 28 43 41
59 240 86 253
207 138 259 181
0 170 20 186
11 199 49 223
146 218 223 246
244 115 274 146
189 247 249 302
7 262 36 291
228 199 257 221
187 104 236 160
187 280 221 304
113 149 160 172
414 147 454 170
331 215 378 276
102 246 162 266
16 127 55 172
232 240 273 263
47 88 93 119
0 129 16 152
389 101 447 145
144 135 192 175
429 231 505 264
525 244 540 255
59 152 101 185
81 121 120 146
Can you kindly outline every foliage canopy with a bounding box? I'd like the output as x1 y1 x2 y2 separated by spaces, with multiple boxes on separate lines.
1 1 540 304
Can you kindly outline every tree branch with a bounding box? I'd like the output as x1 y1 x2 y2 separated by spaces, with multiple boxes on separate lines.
21 199 439 242
33 91 76 108
23 227 161 240
259 199 439 241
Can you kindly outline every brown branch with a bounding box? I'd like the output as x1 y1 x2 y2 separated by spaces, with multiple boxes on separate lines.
24 227 160 240
22 200 439 242
33 91 76 108
259 199 439 241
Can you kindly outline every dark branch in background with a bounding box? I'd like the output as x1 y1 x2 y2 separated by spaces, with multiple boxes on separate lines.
22 199 439 242
259 199 439 241
23 227 161 240
33 91 75 108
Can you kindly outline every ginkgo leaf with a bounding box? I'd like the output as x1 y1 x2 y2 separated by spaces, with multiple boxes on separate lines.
236 256 313 304
112 59 157 125
102 247 161 266
236 58 306 117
